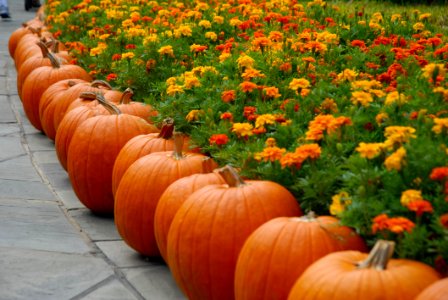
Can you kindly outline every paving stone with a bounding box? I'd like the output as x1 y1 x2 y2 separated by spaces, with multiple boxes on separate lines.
56 189 86 210
0 178 56 200
32 150 61 164
0 95 15 122
38 162 73 190
0 123 20 136
0 198 91 254
96 240 159 268
69 208 121 241
0 135 25 161
122 266 186 300
80 278 138 300
0 77 6 96
0 246 114 300
25 132 55 151
0 154 41 181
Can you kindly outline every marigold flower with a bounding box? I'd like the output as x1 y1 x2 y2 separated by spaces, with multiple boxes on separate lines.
205 31 217 41
121 52 135 59
239 81 258 93
280 152 305 169
401 189 423 206
232 123 253 137
220 112 233 121
372 214 415 234
198 20 211 28
384 126 416 148
422 63 446 79
440 214 448 228
407 200 433 217
430 167 448 181
221 90 236 103
209 134 229 146
263 86 281 98
185 109 203 122
190 44 208 53
166 84 184 96
241 68 265 81
375 112 389 125
236 54 255 69
432 118 448 134
351 91 373 107
112 54 122 61
289 78 310 91
183 76 201 89
384 147 406 171
254 146 286 162
265 138 276 147
106 73 117 81
158 45 174 56
330 191 351 216
356 142 384 159
295 143 321 160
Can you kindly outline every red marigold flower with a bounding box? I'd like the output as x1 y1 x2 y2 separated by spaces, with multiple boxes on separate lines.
430 166 448 181
209 134 229 146
351 40 366 48
243 106 257 119
406 200 433 217
372 214 389 234
220 112 233 121
112 54 122 61
125 44 136 49
440 214 448 228
387 217 415 234
106 73 117 81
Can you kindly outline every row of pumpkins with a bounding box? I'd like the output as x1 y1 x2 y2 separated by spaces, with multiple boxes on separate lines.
8 9 447 300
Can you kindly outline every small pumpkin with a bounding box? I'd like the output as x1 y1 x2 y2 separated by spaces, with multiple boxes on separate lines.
167 165 302 300
116 88 158 123
114 134 217 256
415 277 448 300
67 94 156 214
288 240 441 300
9 22 44 57
154 172 225 262
234 213 367 300
13 28 53 71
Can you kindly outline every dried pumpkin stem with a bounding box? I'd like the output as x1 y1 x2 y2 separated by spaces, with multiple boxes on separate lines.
95 93 121 115
299 211 317 222
218 165 246 187
356 240 395 271
35 40 50 58
119 88 134 104
79 91 98 101
91 80 112 90
172 132 184 160
68 80 80 87
158 118 175 139
46 51 61 69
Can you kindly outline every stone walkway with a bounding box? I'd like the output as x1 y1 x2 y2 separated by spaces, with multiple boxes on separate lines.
0 2 184 299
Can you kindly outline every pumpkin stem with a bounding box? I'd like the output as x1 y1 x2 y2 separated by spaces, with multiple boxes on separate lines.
356 240 395 271
172 132 185 160
68 80 80 87
119 88 134 104
217 165 246 187
91 80 113 90
47 51 61 69
95 93 121 115
299 211 317 222
35 40 50 58
158 118 175 139
79 91 99 101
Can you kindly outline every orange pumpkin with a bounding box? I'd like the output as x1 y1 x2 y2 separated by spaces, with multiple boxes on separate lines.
13 28 53 71
21 52 92 131
111 118 190 195
234 213 367 300
67 95 156 214
288 240 441 300
167 165 303 300
114 134 217 256
116 88 158 123
415 277 448 300
9 22 44 57
154 172 225 262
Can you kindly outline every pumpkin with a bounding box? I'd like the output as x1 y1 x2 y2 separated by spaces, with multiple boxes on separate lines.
111 118 189 196
67 95 155 214
9 22 44 58
288 240 441 300
54 92 109 171
415 277 448 300
21 52 92 131
114 134 217 256
116 88 158 123
13 28 53 71
167 165 302 300
154 172 225 262
234 213 367 300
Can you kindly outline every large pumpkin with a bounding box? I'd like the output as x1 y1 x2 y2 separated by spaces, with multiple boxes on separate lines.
167 165 303 300
111 118 188 196
114 134 216 257
288 240 441 300
9 21 44 57
21 52 92 131
13 28 53 71
415 277 448 300
234 213 367 300
115 88 157 123
67 95 155 214
154 172 225 262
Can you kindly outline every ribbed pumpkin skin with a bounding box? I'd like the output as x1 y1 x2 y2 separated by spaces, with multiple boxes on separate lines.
167 182 302 300
55 105 105 171
114 151 216 257
8 24 42 58
67 114 154 214
111 133 189 196
234 216 367 300
287 250 441 300
38 79 88 139
21 64 91 131
17 55 53 100
154 172 225 262
415 278 448 300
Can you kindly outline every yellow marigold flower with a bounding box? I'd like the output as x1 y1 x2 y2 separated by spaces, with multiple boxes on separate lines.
337 69 358 82
384 147 406 171
183 76 201 89
413 22 425 31
356 142 384 159
320 98 338 113
121 19 134 28
391 14 402 22
213 15 224 24
419 13 431 20
177 25 193 37
166 84 184 96
185 109 203 122
229 18 242 27
158 45 174 56
315 31 339 44
372 12 383 23
351 80 382 91
255 114 276 128
330 191 351 216
166 77 177 86
219 52 231 62
265 138 276 147
369 21 382 30
143 34 159 45
400 189 422 206
89 42 107 56
232 123 253 137
376 112 389 125
289 78 310 91
126 27 146 38
358 21 367 26
121 52 135 60
351 91 373 107
304 41 327 53
384 126 416 147
422 63 446 79
385 91 407 106
432 118 448 134
99 34 110 40
241 68 265 81
254 147 286 162
198 20 211 28
205 31 217 41
237 54 255 69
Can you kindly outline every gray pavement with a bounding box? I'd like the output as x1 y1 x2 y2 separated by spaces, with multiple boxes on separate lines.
0 2 185 299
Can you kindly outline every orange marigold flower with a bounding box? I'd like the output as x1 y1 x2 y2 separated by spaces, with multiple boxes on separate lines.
241 68 266 81
440 214 448 228
209 134 229 146
220 112 233 121
263 86 281 98
406 200 433 217
280 152 306 169
430 166 448 181
254 146 286 162
387 217 415 234
221 90 236 103
240 81 258 93
106 73 117 81
295 143 321 160
372 214 389 234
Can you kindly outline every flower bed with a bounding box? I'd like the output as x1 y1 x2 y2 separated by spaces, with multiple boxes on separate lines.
43 0 447 271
